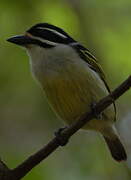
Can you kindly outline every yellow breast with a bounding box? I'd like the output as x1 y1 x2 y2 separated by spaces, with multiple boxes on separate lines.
41 62 115 131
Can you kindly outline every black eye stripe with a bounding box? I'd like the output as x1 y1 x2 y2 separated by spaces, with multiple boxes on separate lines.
27 23 76 45
30 39 54 48
27 28 74 44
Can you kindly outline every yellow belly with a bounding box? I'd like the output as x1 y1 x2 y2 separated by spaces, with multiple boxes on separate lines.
41 63 115 132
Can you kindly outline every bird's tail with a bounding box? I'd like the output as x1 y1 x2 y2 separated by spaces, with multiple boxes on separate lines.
103 135 127 162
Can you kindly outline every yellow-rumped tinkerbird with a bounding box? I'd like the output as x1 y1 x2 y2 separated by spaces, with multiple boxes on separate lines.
7 23 127 162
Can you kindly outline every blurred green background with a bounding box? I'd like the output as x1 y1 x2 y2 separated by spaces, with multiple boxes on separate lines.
0 0 131 179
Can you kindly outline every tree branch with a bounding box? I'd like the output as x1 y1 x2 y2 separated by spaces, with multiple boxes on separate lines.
0 76 131 180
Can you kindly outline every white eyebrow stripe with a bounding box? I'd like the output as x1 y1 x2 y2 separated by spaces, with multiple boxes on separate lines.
37 27 68 39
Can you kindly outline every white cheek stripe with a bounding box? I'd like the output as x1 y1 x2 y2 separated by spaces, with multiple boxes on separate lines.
28 33 59 46
70 42 79 46
37 27 67 39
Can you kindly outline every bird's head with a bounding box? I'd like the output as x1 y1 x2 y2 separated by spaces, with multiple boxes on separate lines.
7 23 77 50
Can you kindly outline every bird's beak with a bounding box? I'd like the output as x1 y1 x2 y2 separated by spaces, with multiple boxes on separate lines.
7 35 33 46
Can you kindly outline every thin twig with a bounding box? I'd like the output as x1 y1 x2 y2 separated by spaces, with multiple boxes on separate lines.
0 76 130 180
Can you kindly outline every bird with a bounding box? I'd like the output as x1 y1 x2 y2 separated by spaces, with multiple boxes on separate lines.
7 23 127 162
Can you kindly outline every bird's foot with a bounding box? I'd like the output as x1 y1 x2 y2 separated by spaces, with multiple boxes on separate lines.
54 126 69 146
91 102 102 119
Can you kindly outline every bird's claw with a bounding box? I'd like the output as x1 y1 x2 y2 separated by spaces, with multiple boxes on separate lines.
91 102 102 119
54 126 69 146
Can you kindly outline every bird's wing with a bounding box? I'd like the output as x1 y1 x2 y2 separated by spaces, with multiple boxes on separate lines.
74 44 116 121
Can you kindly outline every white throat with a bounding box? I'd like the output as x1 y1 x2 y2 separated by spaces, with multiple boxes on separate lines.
26 44 80 83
